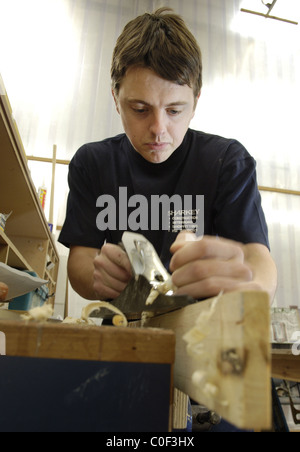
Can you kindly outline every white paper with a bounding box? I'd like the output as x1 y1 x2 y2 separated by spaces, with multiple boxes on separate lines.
0 263 48 301
0 332 6 356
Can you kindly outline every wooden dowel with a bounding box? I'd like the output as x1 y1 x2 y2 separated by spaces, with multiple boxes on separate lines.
241 8 298 25
49 145 57 225
27 155 70 165
258 186 300 196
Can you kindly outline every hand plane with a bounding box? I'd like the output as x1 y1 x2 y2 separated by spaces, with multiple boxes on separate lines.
94 232 197 321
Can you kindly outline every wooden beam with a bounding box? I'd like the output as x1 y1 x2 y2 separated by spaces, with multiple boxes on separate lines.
0 320 175 364
131 291 271 430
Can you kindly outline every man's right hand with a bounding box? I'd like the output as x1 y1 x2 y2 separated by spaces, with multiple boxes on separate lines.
93 243 133 300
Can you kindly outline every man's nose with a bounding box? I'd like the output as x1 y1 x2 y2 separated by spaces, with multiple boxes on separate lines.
149 111 166 137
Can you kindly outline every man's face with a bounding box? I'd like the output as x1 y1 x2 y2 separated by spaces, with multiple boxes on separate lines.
113 66 199 163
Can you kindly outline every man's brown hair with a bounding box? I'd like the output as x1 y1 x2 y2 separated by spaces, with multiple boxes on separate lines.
111 7 202 98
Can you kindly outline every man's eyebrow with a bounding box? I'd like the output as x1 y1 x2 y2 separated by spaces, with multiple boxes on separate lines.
126 98 151 105
166 101 188 107
126 98 188 107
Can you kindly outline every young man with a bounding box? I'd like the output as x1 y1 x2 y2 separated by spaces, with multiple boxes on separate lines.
59 8 277 303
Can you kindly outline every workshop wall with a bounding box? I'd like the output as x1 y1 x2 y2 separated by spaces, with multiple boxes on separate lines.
0 0 299 311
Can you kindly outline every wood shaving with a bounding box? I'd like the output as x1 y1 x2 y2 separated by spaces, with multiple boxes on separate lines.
63 301 128 327
183 292 223 353
63 316 94 325
182 292 228 407
145 289 160 305
145 279 176 306
21 303 54 322
0 282 8 303
140 310 155 327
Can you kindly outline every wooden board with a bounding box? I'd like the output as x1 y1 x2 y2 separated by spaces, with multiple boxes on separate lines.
131 291 271 430
0 320 175 364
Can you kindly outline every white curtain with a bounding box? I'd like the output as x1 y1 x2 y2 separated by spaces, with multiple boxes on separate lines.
0 0 299 308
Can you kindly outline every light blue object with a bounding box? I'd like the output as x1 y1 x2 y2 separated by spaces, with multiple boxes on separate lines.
8 271 49 311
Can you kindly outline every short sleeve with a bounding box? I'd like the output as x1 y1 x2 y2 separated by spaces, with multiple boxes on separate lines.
213 142 269 249
58 147 105 249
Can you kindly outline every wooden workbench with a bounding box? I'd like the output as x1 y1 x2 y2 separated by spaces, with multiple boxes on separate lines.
0 291 284 432
272 347 300 382
0 320 175 432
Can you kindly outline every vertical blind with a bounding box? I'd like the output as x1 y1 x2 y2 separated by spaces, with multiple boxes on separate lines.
0 0 299 308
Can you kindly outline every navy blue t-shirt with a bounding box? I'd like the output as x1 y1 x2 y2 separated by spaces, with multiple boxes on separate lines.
59 129 269 269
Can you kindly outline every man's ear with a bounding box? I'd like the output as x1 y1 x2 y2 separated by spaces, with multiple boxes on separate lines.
191 91 201 119
112 89 120 114
194 91 201 110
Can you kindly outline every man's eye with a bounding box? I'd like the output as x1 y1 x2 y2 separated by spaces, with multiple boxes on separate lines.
133 108 147 114
168 109 181 116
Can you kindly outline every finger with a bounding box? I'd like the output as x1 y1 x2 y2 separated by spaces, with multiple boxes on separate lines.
172 259 252 289
174 275 256 299
100 243 132 277
170 231 198 254
93 266 130 299
94 252 132 283
93 282 123 301
93 244 133 299
170 236 244 272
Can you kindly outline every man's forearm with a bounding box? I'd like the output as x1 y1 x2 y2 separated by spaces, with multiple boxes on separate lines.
243 243 278 303
68 246 99 300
